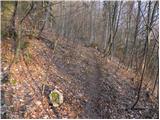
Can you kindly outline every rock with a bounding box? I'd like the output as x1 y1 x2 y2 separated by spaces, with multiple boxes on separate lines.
49 89 63 107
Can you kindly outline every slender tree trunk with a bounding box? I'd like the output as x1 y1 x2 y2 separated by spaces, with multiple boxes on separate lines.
38 1 51 36
9 1 18 51
151 68 158 95
90 1 95 45
131 1 151 109
123 2 134 63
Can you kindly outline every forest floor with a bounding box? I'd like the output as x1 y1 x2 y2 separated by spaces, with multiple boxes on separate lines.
1 33 159 119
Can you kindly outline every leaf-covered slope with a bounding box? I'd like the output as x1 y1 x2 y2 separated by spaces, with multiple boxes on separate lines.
1 36 158 119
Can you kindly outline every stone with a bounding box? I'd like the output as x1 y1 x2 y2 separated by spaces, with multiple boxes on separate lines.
49 89 63 107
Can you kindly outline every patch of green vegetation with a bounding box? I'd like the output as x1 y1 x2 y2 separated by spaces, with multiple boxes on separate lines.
49 89 63 107
10 79 17 85
49 91 60 104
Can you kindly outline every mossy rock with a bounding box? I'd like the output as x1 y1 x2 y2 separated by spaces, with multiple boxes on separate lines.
49 89 63 107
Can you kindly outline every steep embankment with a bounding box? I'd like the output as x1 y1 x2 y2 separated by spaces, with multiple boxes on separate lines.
1 35 158 119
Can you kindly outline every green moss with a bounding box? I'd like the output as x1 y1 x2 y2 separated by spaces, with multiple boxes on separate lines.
49 89 63 107
50 92 60 104
10 79 17 85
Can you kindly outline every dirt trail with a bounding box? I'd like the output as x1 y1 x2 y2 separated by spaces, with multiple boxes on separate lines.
83 53 102 118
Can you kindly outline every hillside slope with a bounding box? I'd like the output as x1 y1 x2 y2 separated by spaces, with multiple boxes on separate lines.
1 35 158 119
